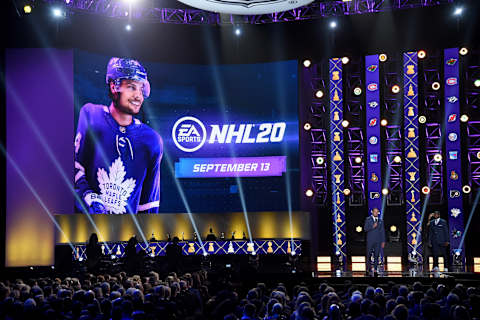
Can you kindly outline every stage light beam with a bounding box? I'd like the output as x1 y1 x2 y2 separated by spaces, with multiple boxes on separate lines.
454 7 463 16
329 21 337 29
125 24 132 31
235 28 241 36
52 8 63 18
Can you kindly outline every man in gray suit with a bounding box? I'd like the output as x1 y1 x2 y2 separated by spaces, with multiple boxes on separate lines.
428 210 449 271
364 207 385 276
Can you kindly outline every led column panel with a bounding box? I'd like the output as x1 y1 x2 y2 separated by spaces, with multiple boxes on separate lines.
329 58 347 268
365 55 383 214
444 48 466 264
403 52 422 261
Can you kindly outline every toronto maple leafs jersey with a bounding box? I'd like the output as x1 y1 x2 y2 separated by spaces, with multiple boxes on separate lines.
74 103 163 214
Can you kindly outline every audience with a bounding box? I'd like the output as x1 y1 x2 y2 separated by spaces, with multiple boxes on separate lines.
0 267 479 320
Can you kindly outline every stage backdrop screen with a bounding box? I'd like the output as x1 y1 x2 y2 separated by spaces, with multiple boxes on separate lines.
74 50 299 213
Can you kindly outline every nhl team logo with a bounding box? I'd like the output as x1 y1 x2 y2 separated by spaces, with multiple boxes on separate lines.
172 116 207 152
369 101 379 108
446 77 458 86
448 133 458 142
367 65 378 72
369 136 378 145
368 83 378 91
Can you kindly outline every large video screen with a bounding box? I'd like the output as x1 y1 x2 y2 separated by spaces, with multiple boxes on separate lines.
74 50 299 213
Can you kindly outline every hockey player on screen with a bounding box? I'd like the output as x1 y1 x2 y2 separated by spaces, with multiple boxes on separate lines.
74 57 163 214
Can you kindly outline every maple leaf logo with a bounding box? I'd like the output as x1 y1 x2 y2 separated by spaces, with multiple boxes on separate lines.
97 157 136 214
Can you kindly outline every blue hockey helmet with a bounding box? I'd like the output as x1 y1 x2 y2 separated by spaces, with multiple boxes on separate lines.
106 57 150 98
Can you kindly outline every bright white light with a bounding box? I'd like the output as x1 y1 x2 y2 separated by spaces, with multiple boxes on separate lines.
341 120 349 128
341 57 349 64
454 7 463 16
291 250 296 256
382 188 389 195
53 8 63 17
305 189 314 197
330 21 337 29
303 60 311 68
235 28 241 36
126 24 132 31
65 0 71 3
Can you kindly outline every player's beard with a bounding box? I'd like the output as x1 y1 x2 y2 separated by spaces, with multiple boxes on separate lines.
113 92 142 115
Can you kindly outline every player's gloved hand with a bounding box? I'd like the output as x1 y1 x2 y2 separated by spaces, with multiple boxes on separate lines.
85 193 107 214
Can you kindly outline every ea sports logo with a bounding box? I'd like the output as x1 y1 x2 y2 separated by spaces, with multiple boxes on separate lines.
172 116 206 152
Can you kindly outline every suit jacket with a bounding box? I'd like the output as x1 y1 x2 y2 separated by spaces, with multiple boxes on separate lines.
364 216 385 244
428 218 449 245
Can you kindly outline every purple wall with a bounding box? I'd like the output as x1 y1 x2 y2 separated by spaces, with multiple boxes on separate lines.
6 49 74 266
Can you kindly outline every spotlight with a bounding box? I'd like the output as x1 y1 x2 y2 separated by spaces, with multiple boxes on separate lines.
380 119 388 126
462 185 471 194
343 188 351 196
304 123 311 130
316 156 324 165
24 5 32 14
305 189 314 197
235 28 241 36
393 156 401 163
330 21 337 29
353 87 362 96
390 225 397 232
382 188 389 195
150 252 155 258
51 265 55 269
66 0 71 3
432 82 440 91
125 24 132 31
433 153 442 162
341 120 349 128
422 186 430 195
52 8 63 17
203 252 208 256
315 90 324 98
125 11 129 16
341 57 350 64
391 85 400 94
355 226 363 233
354 156 362 164
303 60 312 68
454 7 463 16
79 257 84 262
418 50 426 59
474 79 480 88
460 114 469 123
459 47 468 56
419 116 427 124
291 250 296 256
379 54 388 62
110 255 116 260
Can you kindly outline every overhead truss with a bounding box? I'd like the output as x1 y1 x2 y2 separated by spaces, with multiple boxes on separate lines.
39 0 454 25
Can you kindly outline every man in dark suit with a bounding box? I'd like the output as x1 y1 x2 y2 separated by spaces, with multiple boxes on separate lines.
364 207 385 275
428 210 449 271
